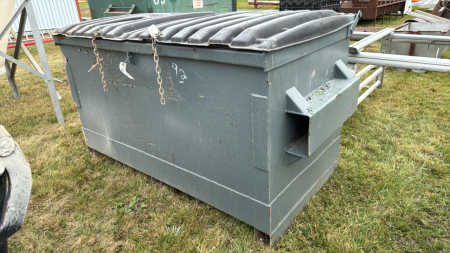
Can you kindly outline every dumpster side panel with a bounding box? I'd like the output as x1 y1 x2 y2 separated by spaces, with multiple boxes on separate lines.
267 38 350 201
60 44 272 205
270 128 341 243
265 38 353 236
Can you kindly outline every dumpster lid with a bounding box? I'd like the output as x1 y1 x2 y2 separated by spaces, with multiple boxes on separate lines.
53 11 357 51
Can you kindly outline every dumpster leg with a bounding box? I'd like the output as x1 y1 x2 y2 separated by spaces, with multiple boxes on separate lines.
254 228 270 248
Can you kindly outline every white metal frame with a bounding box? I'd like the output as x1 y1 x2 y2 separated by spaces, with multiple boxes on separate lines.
0 0 64 123
348 29 450 105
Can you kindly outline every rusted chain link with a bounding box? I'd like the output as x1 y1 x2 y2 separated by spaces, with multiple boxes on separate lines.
88 31 108 92
151 32 165 105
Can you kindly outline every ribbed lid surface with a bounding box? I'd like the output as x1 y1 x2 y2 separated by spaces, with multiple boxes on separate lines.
54 11 357 51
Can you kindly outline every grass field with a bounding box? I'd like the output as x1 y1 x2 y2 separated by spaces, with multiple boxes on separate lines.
78 2 91 18
1 4 450 252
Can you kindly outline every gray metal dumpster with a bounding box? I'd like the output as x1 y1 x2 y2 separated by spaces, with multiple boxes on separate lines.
88 0 236 19
53 10 360 247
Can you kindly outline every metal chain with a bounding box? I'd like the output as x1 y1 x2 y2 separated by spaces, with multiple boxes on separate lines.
151 34 165 105
88 32 108 92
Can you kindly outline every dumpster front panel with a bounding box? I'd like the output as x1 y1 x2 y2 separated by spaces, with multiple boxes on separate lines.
62 45 272 204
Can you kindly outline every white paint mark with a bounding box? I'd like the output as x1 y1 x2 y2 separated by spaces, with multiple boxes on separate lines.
179 69 187 80
119 62 135 80
172 63 187 83
172 63 178 76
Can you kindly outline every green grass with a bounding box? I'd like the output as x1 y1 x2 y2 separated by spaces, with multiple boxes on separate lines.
1 11 450 253
237 0 279 10
78 2 91 18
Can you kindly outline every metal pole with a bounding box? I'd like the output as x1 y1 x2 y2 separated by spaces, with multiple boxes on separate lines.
352 32 450 46
355 64 375 77
376 33 392 89
10 9 27 78
349 28 395 53
10 30 44 74
0 0 28 40
358 80 382 104
348 52 450 73
4 60 20 98
359 68 383 90
25 0 65 123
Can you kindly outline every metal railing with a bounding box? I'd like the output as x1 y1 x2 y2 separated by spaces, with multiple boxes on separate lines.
348 30 450 105
8 28 55 44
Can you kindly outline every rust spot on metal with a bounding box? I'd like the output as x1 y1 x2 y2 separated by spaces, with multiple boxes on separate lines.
193 48 197 53
172 153 175 164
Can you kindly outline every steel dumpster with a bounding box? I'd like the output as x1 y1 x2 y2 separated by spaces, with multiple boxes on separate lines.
53 10 360 247
88 0 236 19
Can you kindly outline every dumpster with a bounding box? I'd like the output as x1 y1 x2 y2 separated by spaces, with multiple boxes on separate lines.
53 10 360 246
88 0 236 19
0 125 32 251
390 21 450 73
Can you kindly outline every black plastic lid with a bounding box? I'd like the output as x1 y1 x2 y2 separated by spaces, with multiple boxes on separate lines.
54 11 357 51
